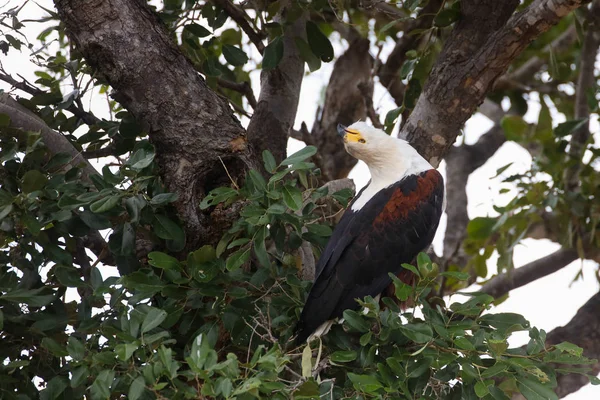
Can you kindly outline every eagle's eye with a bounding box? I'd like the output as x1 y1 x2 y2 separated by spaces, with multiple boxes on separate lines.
358 139 366 144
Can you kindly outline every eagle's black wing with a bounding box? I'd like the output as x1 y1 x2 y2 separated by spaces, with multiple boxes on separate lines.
294 169 444 344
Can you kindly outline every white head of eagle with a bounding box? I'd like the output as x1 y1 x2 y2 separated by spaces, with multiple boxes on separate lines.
294 121 445 344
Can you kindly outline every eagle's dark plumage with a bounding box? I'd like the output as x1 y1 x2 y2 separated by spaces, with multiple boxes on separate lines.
294 122 445 344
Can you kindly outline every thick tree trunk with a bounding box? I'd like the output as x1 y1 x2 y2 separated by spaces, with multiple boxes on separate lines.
401 0 589 166
54 0 258 248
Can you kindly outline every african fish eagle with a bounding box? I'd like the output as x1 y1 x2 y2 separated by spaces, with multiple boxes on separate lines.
294 121 445 344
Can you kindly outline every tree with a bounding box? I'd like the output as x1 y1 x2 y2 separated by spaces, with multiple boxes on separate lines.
0 0 599 398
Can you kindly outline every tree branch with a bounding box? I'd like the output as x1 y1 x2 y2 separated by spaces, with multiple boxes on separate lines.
401 0 590 167
545 290 600 398
212 0 265 54
246 10 306 163
0 93 113 264
217 78 258 109
564 0 600 188
0 70 100 125
54 0 257 248
480 248 579 298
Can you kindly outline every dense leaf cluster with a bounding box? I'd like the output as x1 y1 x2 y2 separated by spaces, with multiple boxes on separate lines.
0 137 596 399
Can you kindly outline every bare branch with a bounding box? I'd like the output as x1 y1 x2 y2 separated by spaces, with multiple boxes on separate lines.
246 10 306 162
0 94 100 180
217 77 258 109
480 248 579 298
212 0 265 54
0 71 100 125
495 25 577 90
402 0 591 167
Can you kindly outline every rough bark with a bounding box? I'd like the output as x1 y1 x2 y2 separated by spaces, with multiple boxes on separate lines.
54 0 257 248
246 11 306 163
308 38 373 181
546 291 600 398
401 0 590 167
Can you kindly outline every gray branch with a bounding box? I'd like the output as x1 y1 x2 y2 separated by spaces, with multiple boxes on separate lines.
246 9 306 163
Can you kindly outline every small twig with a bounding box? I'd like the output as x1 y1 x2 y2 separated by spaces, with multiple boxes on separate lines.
217 77 257 109
218 156 240 190
212 0 265 54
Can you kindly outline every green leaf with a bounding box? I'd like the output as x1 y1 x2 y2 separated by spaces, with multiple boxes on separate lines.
347 373 383 394
199 187 238 209
71 366 89 388
301 344 312 378
41 337 68 357
41 376 68 400
141 308 167 333
0 309 3 330
294 37 321 72
399 323 433 343
115 343 138 361
553 119 588 137
554 342 583 357
280 146 317 166
262 36 284 70
501 115 529 141
67 336 85 361
153 214 184 241
342 309 370 332
0 204 12 221
385 106 403 127
0 113 10 127
434 8 461 27
21 170 47 193
185 23 211 37
516 376 558 400
454 336 476 350
226 247 250 271
248 169 266 192
262 150 277 172
306 223 332 237
128 376 146 400
330 350 357 363
90 195 121 213
480 313 530 334
282 184 303 211
150 192 179 206
0 288 55 307
90 370 115 400
306 21 334 62
404 78 421 109
148 251 182 271
467 217 497 239
222 44 248 66
475 380 491 398
53 265 83 287
127 147 155 170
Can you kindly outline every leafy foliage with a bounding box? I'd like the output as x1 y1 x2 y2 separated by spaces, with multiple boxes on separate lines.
0 137 596 399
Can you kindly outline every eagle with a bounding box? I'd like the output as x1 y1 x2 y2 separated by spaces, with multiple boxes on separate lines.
294 121 445 344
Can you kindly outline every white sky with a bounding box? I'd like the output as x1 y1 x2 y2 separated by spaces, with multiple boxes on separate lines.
2 1 599 398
